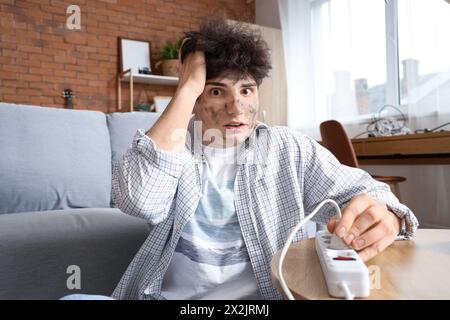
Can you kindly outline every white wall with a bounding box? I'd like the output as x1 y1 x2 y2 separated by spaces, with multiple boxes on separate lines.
257 25 287 126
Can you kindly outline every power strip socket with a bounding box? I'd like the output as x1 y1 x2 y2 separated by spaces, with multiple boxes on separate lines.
315 230 370 298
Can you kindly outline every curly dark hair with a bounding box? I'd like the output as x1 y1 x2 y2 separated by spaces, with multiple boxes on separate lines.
180 18 271 86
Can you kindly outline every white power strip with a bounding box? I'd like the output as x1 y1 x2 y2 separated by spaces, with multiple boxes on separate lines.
278 199 370 300
315 230 370 299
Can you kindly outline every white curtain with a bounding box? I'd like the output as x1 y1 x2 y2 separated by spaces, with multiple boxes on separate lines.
277 0 315 136
278 0 388 139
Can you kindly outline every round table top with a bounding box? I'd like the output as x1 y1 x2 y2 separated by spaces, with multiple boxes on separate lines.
271 229 450 299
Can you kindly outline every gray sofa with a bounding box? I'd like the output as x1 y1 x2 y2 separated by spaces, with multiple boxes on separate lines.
0 102 161 299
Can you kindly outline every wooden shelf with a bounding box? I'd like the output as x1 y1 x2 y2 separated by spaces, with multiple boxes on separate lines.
120 73 178 86
117 69 178 112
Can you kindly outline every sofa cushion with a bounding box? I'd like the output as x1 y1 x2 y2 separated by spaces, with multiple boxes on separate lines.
0 103 112 214
106 111 161 164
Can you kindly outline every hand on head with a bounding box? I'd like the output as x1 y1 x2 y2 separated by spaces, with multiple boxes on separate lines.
177 37 206 98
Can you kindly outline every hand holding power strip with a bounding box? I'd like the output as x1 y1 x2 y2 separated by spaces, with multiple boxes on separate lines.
278 199 370 300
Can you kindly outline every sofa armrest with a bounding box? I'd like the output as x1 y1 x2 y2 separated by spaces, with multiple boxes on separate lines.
0 208 150 300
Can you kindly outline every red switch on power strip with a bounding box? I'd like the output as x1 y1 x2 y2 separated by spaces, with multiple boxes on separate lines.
333 256 356 261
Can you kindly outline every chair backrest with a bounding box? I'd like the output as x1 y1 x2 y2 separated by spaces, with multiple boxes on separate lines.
319 120 359 168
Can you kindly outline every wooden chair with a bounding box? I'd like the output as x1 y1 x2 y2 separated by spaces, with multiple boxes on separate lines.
319 120 406 200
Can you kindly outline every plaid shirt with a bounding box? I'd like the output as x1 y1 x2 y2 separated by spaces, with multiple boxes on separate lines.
111 119 418 300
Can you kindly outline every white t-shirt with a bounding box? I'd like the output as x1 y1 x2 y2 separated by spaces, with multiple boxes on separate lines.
160 144 262 300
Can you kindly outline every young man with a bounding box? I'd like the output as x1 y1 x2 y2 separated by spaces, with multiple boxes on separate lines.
111 19 418 300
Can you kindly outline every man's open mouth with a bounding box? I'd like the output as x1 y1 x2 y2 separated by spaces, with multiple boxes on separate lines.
224 122 246 129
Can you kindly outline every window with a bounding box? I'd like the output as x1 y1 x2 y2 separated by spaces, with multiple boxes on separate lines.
398 0 450 116
310 0 450 123
311 0 387 123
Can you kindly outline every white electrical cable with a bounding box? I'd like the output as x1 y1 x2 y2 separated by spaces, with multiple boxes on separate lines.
278 199 354 300
338 281 354 300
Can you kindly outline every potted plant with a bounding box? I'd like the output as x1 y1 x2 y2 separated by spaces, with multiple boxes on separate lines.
155 39 181 77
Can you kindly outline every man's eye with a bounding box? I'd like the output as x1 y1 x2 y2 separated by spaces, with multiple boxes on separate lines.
241 88 253 96
210 89 222 96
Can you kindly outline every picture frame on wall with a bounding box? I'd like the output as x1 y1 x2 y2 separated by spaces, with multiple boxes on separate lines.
119 37 152 75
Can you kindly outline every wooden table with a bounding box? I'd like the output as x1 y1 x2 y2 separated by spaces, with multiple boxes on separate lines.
271 229 450 299
351 131 450 165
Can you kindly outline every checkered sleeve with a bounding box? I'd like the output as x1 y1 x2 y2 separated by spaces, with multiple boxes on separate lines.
111 129 191 224
297 133 418 240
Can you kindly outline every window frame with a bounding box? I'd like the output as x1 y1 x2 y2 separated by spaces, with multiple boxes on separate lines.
385 0 401 109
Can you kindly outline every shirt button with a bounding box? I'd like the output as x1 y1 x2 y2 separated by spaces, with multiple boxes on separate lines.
175 223 181 231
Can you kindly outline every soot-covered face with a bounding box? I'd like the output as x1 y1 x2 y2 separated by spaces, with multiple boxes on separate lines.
193 74 259 148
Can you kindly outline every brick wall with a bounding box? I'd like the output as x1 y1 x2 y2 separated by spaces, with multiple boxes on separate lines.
0 0 255 112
